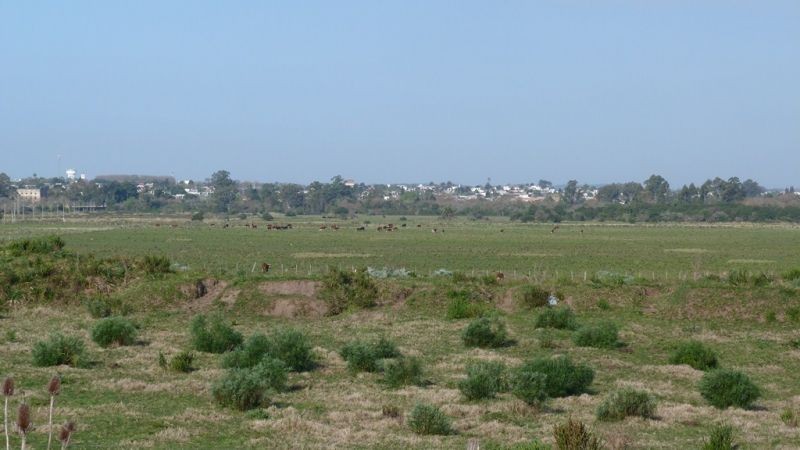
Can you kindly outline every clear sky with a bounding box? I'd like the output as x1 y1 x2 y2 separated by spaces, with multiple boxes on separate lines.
1 1 798 187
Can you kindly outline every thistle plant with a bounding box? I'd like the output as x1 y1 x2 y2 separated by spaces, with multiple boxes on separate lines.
58 421 75 450
16 403 31 450
46 376 61 450
2 377 13 450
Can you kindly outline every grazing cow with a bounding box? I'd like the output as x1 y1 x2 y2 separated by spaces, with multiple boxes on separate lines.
332 224 339 230
496 272 505 281
416 224 422 228
401 223 407 227
500 229 504 233
551 225 560 233
356 226 366 231
432 228 437 233
260 263 271 273
319 225 327 230
155 223 161 227
223 223 230 229
170 224 178 228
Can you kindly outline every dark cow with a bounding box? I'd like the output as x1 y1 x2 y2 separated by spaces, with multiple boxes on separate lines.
356 226 366 231
261 263 271 273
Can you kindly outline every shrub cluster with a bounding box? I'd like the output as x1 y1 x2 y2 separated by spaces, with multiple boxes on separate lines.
553 417 603 450
699 369 760 409
190 314 243 354
86 297 113 318
510 368 548 407
702 424 734 450
223 329 315 372
596 388 657 421
572 322 620 349
7 236 65 256
383 357 424 388
139 255 172 276
320 267 378 315
446 289 488 319
458 361 506 400
518 285 550 308
91 317 137 347
408 403 452 436
669 341 718 370
340 337 401 373
168 351 196 373
212 357 288 410
32 333 87 367
535 307 577 330
517 356 594 398
462 317 508 348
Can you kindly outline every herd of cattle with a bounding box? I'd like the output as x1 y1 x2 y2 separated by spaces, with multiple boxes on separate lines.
153 222 449 233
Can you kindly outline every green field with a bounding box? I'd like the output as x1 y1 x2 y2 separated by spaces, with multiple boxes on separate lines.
2 217 800 449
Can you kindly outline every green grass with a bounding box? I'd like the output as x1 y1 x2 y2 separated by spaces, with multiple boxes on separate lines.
2 217 800 448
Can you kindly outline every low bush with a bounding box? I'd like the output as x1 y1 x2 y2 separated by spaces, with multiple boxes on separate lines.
699 369 760 409
596 388 656 421
462 317 508 348
190 314 243 354
212 357 288 410
510 368 548 407
222 334 272 369
139 255 172 276
535 307 577 330
320 267 379 315
383 357 424 388
168 351 196 373
783 268 800 282
702 424 734 450
669 341 718 370
32 333 87 367
517 356 594 398
446 296 486 320
458 360 506 400
408 403 452 436
518 285 550 308
270 328 315 372
572 322 620 349
781 408 798 427
340 337 400 373
91 317 137 347
191 212 204 221
86 297 113 318
553 417 603 450
7 235 65 256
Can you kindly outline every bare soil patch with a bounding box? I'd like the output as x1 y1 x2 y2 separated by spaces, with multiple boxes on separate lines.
259 280 320 297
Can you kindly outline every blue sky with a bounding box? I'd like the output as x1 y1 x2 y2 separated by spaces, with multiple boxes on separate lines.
1 1 798 187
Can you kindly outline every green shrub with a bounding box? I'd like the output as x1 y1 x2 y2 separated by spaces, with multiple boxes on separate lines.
383 357 424 388
212 357 288 410
459 360 506 400
510 368 548 407
86 297 112 318
340 337 400 373
726 269 749 286
596 388 656 421
140 255 172 276
517 356 594 398
446 296 486 319
765 310 777 323
408 403 452 435
320 267 379 315
519 285 550 308
786 307 800 323
781 408 798 427
783 268 800 282
702 424 734 450
169 351 196 373
191 212 204 221
535 307 577 330
32 333 87 367
269 328 315 372
699 369 760 409
190 314 243 354
596 299 611 310
91 316 137 347
553 417 603 450
7 235 65 256
669 341 718 370
222 334 272 368
462 317 508 348
572 322 619 349
261 212 274 221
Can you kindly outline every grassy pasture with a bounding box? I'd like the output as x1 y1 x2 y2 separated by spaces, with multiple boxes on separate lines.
2 216 800 448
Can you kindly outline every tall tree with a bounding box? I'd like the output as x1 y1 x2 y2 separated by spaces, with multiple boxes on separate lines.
210 170 238 213
643 174 670 203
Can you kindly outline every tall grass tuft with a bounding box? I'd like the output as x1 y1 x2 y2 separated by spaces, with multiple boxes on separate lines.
91 317 137 347
535 307 577 330
596 388 656 421
702 424 734 450
553 417 603 450
458 361 506 401
699 369 760 409
58 421 76 450
383 357 424 388
212 357 288 410
669 341 718 370
572 322 620 349
320 267 378 315
32 334 87 367
517 356 594 398
408 403 452 436
462 317 508 348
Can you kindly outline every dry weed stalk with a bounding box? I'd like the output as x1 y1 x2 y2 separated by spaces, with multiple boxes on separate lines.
58 421 75 450
16 403 31 450
2 377 13 450
46 376 61 450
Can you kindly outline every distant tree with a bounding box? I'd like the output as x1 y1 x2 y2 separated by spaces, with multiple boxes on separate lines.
0 172 11 198
742 179 764 198
562 180 580 205
440 206 455 220
643 175 670 203
210 170 238 213
538 179 552 189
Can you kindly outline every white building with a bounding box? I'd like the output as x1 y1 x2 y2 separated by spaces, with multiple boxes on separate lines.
16 188 42 202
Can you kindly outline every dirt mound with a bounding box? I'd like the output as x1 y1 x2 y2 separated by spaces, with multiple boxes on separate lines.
266 298 328 318
181 279 237 312
497 288 518 313
259 281 320 297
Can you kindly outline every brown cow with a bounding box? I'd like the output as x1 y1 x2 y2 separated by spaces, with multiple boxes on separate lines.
261 263 271 273
356 226 366 231
495 272 505 282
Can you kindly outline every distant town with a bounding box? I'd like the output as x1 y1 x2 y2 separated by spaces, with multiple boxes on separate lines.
1 169 799 223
